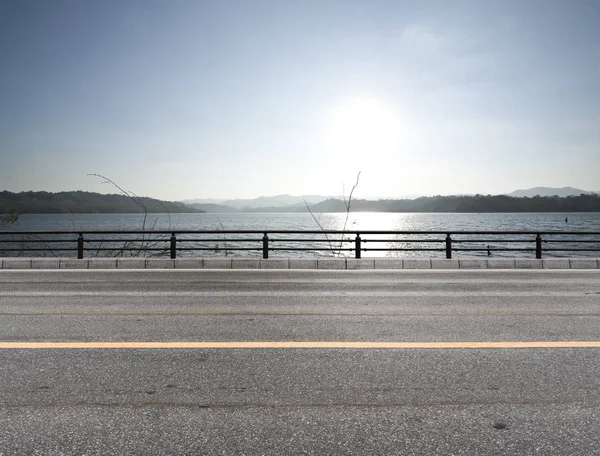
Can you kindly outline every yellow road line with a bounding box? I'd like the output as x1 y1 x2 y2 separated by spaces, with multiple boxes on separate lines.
1 341 600 349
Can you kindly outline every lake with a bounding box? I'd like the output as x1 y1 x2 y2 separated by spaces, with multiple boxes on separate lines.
3 212 600 258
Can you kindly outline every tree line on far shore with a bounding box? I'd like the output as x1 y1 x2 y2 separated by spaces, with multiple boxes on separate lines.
2 190 600 215
191 193 600 213
299 193 600 213
0 191 204 214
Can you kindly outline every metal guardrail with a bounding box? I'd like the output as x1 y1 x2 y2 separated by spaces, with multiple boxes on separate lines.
1 230 600 259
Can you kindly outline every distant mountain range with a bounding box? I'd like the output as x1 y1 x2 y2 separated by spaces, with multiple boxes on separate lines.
185 187 597 211
505 187 591 198
185 193 600 213
2 187 598 215
183 194 331 209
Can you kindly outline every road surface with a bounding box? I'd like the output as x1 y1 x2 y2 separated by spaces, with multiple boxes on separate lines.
1 269 599 455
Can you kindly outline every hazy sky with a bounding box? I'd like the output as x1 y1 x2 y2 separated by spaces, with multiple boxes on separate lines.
1 0 599 201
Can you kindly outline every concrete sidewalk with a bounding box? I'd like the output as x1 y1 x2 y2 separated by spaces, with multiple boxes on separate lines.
1 257 599 270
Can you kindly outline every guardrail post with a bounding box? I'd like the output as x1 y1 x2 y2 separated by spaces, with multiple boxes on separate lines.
77 233 84 259
170 233 177 259
262 233 269 259
535 233 542 259
355 234 362 259
445 234 452 259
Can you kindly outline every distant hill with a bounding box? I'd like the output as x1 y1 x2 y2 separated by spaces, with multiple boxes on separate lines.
0 191 204 214
188 194 600 213
302 194 600 213
220 194 331 209
181 198 226 205
184 195 332 211
185 188 597 209
506 187 589 198
187 202 238 213
183 194 420 208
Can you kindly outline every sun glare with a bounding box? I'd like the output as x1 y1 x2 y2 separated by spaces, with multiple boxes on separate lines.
326 97 402 162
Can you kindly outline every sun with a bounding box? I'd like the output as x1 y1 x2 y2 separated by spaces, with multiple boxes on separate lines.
326 97 402 162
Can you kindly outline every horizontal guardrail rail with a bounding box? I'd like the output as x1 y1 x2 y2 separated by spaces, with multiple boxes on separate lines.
1 230 600 259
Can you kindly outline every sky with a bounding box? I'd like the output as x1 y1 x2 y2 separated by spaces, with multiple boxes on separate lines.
1 0 599 201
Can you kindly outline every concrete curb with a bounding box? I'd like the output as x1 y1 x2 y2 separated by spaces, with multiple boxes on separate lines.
1 257 599 270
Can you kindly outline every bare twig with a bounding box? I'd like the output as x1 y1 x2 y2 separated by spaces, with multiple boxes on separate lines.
304 171 361 257
87 174 146 207
87 174 172 257
127 190 149 232
337 171 361 255
1 219 59 258
303 199 336 255
215 217 230 256
0 210 19 226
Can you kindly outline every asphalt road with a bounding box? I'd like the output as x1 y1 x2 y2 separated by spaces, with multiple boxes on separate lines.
1 269 600 455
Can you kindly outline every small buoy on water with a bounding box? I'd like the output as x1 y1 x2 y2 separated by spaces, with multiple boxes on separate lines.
565 217 568 223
